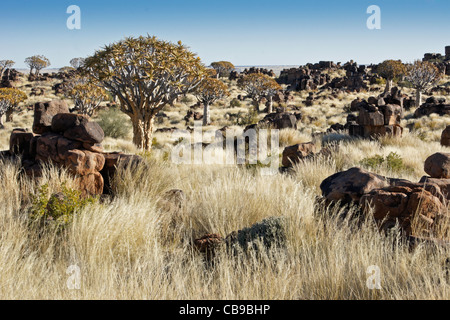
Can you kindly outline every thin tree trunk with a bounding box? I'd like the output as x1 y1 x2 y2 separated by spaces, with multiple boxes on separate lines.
268 96 273 114
253 99 260 113
0 114 4 128
415 90 423 108
385 79 393 93
5 108 13 122
203 103 210 126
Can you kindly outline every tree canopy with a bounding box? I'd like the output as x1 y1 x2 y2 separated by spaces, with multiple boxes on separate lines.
194 78 230 125
82 35 206 150
238 73 281 111
0 88 27 126
0 60 15 78
25 55 51 76
406 60 442 107
211 61 235 78
65 77 109 117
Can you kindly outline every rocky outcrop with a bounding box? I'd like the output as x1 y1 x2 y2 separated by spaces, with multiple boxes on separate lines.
414 97 450 118
360 185 445 236
4 100 142 197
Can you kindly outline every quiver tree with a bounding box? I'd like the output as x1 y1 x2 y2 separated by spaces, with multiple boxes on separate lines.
406 60 442 108
194 78 230 125
377 59 406 93
0 60 15 79
82 35 206 150
70 57 85 69
210 61 235 79
238 73 279 112
261 78 282 113
25 55 51 76
0 88 27 127
65 77 108 116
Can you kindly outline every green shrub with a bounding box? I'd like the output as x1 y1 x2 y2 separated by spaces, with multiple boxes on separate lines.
230 98 242 108
97 107 131 139
360 154 385 169
360 152 409 173
30 183 97 226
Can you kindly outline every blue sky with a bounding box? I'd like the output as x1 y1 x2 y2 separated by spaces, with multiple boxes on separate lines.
0 0 449 68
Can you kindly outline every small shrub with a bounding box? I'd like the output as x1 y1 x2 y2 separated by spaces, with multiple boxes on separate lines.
30 183 97 227
360 152 409 173
229 98 242 108
234 109 259 126
360 154 385 170
97 107 131 139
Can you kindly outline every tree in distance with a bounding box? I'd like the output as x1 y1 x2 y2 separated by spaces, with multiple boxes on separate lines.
194 78 230 126
24 55 51 76
406 60 442 108
0 87 27 127
210 61 235 79
0 60 15 79
377 59 407 93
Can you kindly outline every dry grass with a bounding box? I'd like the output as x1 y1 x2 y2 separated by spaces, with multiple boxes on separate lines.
1 74 450 300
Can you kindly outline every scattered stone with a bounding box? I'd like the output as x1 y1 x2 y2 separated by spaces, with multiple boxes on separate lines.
282 142 317 167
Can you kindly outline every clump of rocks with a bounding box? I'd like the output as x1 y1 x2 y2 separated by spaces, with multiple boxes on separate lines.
3 99 142 197
331 87 405 139
320 153 450 238
414 97 450 118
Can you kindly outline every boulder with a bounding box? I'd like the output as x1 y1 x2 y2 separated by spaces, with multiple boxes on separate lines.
9 129 35 158
441 126 450 147
100 152 144 194
261 112 298 130
35 133 63 163
33 100 69 134
63 149 105 176
74 172 104 197
320 167 389 203
51 113 104 144
360 185 445 236
282 142 317 167
424 153 450 179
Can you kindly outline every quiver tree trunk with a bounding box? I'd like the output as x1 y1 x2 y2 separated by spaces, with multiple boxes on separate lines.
5 108 13 122
415 90 423 108
130 114 155 151
267 96 273 114
252 99 260 113
203 103 210 126
385 79 393 93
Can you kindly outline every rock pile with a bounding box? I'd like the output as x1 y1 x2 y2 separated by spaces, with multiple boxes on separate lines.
244 112 301 132
0 69 20 88
346 89 404 139
3 99 142 196
278 66 331 91
414 97 450 118
320 155 450 237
